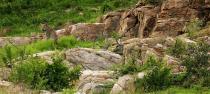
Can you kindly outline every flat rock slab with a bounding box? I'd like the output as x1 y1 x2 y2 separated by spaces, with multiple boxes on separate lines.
65 48 122 70
0 37 32 47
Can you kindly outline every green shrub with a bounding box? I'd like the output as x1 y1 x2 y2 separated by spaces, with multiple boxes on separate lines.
167 38 187 58
135 56 172 92
170 73 186 86
101 2 114 13
182 42 210 87
113 58 141 76
143 66 171 92
10 57 47 89
1 45 13 68
10 56 81 91
44 56 81 91
184 19 203 38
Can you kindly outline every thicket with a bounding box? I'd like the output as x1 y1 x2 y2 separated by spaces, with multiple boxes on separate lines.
10 56 81 91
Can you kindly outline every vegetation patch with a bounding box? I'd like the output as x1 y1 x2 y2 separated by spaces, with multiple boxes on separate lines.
10 56 81 91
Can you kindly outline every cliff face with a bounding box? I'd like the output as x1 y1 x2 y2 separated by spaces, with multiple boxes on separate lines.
101 0 210 39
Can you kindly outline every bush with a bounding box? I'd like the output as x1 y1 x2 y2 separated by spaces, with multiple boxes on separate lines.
10 57 47 89
182 42 210 87
10 56 81 91
113 58 141 76
167 38 187 58
143 57 171 92
184 19 203 38
135 56 172 92
44 56 74 91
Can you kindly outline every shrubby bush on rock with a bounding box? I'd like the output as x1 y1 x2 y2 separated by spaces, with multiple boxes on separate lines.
135 56 172 92
10 56 81 91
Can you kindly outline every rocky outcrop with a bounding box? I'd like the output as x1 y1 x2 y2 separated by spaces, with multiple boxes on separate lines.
77 70 115 94
65 48 122 70
100 0 210 39
101 11 124 36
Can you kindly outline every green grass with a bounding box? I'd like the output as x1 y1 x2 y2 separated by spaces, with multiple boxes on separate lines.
0 0 138 36
0 36 104 66
147 87 210 94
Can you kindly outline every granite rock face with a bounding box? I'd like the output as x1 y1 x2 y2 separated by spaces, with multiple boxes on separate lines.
65 48 122 70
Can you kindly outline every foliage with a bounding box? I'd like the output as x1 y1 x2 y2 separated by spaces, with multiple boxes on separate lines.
113 58 142 76
1 45 13 68
147 86 210 94
43 56 81 91
10 57 47 89
184 19 203 38
62 88 76 94
0 36 104 64
10 56 81 91
182 42 210 87
143 58 171 92
167 38 187 58
135 56 172 92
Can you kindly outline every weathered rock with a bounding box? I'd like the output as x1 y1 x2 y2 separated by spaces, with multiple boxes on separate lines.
0 37 32 47
142 48 164 63
33 51 56 64
163 55 184 73
164 37 175 46
0 68 11 80
0 80 12 87
101 0 209 39
178 37 196 44
137 72 145 79
65 48 122 70
122 37 166 63
110 75 135 94
64 23 105 40
77 70 115 94
102 11 123 36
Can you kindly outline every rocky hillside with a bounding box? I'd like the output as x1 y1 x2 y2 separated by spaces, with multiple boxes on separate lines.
0 0 210 94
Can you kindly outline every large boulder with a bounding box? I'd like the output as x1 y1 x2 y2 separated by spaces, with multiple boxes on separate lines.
110 75 135 94
101 11 123 36
77 70 115 94
65 48 122 70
